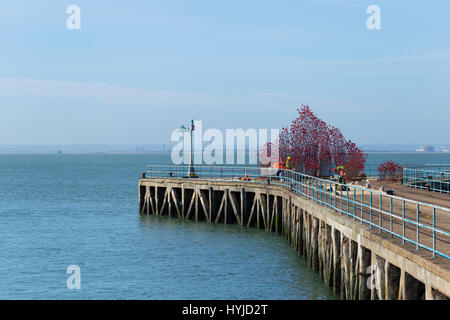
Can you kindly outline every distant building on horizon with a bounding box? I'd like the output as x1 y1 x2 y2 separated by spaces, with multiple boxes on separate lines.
415 145 434 152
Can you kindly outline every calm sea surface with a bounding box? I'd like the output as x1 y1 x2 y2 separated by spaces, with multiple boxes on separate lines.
0 152 448 299
365 152 450 165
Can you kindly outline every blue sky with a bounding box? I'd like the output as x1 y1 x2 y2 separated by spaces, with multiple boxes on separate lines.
0 0 449 145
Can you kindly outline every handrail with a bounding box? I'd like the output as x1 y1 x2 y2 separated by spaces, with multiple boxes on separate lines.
403 168 450 194
364 163 450 177
144 164 450 259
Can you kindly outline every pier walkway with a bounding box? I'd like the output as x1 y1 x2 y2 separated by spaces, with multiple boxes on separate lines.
370 180 450 211
140 165 450 300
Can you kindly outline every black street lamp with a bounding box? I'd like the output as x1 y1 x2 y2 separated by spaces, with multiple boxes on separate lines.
187 120 198 178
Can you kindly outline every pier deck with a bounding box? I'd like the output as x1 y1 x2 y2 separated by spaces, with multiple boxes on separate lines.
370 180 449 209
140 165 450 300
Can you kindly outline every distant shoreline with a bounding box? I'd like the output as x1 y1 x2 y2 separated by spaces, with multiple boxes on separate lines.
365 151 450 154
0 151 449 155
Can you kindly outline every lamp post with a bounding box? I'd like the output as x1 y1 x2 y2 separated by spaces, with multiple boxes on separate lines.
188 120 197 178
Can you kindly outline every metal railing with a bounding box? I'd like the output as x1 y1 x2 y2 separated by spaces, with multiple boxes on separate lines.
144 165 450 259
364 163 450 178
408 163 450 173
403 168 450 194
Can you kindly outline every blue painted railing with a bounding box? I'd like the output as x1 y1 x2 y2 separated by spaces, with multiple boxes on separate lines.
364 163 450 178
403 168 450 194
145 165 450 259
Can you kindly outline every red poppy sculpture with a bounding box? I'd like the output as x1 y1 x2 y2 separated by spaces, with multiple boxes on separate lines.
260 105 367 179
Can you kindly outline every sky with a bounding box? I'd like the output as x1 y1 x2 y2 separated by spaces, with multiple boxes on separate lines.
0 0 449 145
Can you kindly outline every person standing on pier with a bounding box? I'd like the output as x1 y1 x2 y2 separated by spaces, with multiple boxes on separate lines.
337 167 347 191
285 156 292 170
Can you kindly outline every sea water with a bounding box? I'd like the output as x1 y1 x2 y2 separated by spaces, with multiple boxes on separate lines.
0 152 447 299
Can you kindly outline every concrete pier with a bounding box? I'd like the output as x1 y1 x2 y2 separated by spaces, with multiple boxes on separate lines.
139 178 450 300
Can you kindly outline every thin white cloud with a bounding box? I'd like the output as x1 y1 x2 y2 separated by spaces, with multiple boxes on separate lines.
0 78 212 105
251 92 308 100
0 78 314 108
263 51 450 66
0 78 314 144
0 77 446 145
306 0 366 8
